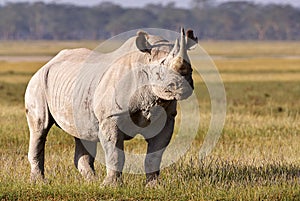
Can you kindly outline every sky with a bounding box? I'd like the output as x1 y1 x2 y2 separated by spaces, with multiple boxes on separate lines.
1 0 300 8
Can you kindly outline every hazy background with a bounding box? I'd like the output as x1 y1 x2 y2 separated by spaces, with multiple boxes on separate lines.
1 0 300 8
0 0 299 40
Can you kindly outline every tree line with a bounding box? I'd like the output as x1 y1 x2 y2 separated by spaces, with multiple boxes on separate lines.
0 1 299 40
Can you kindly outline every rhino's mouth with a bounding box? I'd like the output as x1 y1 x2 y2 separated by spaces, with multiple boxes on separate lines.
152 77 193 101
169 84 193 101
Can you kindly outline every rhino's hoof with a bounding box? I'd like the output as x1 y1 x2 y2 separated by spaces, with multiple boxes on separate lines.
101 176 123 188
30 173 48 184
80 169 97 182
145 179 160 188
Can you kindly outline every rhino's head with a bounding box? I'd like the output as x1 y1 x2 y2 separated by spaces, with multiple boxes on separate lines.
135 28 197 101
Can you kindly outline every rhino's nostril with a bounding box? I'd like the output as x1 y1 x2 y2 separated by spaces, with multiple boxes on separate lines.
167 83 175 89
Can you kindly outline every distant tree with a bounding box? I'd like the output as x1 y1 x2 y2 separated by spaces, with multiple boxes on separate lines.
0 3 31 39
0 2 299 40
105 8 155 35
156 6 190 30
191 0 216 9
144 3 164 15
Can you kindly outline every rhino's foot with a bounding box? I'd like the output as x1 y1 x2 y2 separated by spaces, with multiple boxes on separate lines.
145 172 160 188
145 178 160 188
101 175 123 187
79 169 97 182
30 172 47 184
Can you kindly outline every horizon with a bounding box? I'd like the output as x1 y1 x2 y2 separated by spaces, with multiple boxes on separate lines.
1 0 300 8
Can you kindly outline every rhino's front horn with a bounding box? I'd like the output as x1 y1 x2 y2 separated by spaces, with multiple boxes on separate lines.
179 27 187 59
171 27 190 74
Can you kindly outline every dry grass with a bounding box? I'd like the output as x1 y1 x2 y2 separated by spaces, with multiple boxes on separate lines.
0 41 299 200
200 41 300 57
0 40 98 56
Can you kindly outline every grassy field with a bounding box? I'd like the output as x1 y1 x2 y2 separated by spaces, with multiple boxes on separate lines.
0 40 299 200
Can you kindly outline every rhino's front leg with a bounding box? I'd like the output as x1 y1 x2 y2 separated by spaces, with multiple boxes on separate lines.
99 122 125 186
145 116 174 187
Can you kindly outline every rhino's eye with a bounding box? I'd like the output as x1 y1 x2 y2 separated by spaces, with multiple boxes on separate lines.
156 72 162 80
178 67 188 76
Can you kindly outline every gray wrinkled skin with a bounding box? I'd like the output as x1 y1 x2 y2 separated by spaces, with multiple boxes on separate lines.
25 28 196 186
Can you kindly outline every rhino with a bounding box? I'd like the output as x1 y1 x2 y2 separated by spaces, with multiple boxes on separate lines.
25 28 197 186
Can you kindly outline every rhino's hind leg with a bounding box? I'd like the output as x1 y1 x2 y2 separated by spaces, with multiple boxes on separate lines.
26 106 54 183
74 138 97 181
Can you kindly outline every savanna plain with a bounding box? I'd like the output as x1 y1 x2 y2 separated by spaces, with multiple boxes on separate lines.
0 40 299 200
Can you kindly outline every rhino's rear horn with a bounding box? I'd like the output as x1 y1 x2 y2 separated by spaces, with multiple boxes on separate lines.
136 31 152 54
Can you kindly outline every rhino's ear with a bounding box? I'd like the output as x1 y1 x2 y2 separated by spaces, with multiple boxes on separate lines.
136 31 152 54
186 29 198 50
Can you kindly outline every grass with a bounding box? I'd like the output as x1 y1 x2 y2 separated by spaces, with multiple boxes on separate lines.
200 41 300 57
0 40 299 200
0 40 98 56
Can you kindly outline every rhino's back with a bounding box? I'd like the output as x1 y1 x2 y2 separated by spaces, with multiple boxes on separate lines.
27 48 102 140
